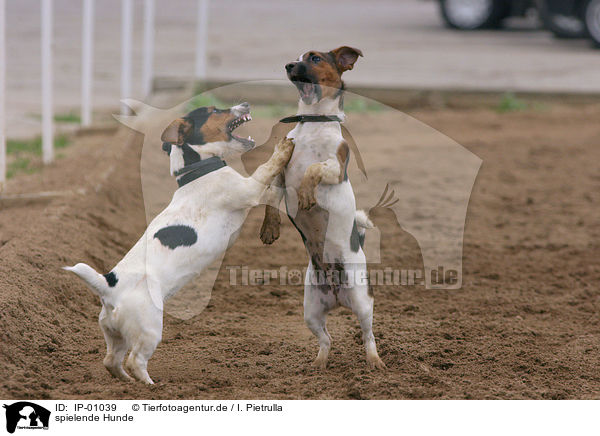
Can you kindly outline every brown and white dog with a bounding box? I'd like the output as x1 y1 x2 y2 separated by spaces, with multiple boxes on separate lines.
260 47 386 369
65 103 295 383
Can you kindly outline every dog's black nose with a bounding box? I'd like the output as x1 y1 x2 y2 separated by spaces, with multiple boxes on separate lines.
285 63 295 73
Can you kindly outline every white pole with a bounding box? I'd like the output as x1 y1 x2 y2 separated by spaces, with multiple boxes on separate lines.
195 0 209 80
120 0 132 115
142 0 155 98
81 0 94 126
41 0 53 164
0 0 6 190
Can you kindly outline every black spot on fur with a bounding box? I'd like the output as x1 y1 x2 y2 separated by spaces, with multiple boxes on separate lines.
181 143 201 166
154 225 198 249
103 271 118 287
337 83 345 108
162 142 172 155
186 107 212 123
358 228 365 248
185 107 212 145
311 253 324 271
350 219 361 252
341 145 349 182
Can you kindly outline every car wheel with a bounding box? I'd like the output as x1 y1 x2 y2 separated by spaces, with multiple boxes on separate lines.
584 0 600 47
439 0 510 30
539 0 586 39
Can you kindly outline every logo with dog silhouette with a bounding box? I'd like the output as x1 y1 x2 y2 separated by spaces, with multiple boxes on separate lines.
3 402 50 433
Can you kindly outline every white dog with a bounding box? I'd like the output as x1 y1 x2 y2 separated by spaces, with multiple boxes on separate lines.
65 103 295 384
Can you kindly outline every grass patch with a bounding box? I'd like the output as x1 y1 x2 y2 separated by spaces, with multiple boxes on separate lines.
251 103 296 119
496 93 528 113
186 95 296 120
185 91 387 120
54 135 70 149
28 112 81 123
248 97 386 119
531 102 549 112
186 93 229 112
344 96 385 113
7 135 70 156
5 135 71 179
6 157 33 179
7 138 39 154
54 112 81 124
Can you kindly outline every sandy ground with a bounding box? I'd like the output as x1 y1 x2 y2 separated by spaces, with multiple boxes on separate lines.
1 100 600 399
6 0 600 138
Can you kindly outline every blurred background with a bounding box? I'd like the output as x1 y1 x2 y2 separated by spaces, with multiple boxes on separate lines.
4 0 600 140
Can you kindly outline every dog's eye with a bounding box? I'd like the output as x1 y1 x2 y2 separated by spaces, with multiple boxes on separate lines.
311 55 321 63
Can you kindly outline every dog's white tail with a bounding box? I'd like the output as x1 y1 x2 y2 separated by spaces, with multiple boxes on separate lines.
63 263 110 298
355 210 374 229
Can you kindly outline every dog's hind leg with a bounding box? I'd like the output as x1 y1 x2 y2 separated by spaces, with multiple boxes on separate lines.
346 272 386 370
101 323 131 381
303 265 333 370
304 302 331 370
125 329 161 384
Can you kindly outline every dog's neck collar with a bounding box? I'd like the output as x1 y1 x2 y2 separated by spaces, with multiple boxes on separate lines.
174 155 227 188
279 114 343 124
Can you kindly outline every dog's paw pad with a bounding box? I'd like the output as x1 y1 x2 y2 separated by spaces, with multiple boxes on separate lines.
260 226 280 245
312 358 328 370
366 355 387 370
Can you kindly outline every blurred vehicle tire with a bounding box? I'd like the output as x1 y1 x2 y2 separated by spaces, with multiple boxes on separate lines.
439 0 510 29
584 0 600 47
539 0 586 38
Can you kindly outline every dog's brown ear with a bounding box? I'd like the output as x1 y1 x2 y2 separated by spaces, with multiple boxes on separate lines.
161 118 192 145
330 46 363 72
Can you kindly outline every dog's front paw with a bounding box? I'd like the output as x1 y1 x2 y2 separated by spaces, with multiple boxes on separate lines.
260 217 280 245
275 137 295 154
297 184 317 210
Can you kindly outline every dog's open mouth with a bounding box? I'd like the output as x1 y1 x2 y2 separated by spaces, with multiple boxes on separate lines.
292 78 318 103
227 113 254 147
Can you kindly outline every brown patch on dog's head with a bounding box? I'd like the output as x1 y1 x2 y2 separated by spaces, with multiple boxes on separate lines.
285 46 363 103
161 118 192 145
161 104 254 148
194 107 233 144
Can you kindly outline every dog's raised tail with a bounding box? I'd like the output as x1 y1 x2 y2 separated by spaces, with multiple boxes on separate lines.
355 210 373 249
63 263 111 298
355 210 374 230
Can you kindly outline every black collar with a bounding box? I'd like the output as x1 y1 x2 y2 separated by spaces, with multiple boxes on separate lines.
174 156 227 188
279 114 343 124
